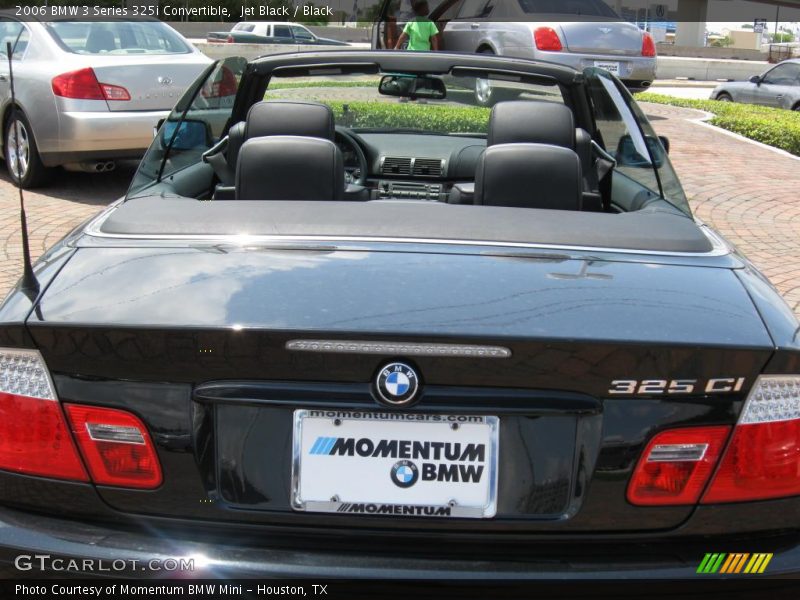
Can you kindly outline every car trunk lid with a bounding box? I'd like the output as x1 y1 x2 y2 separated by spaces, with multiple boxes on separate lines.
27 245 773 533
88 54 210 111
555 21 644 56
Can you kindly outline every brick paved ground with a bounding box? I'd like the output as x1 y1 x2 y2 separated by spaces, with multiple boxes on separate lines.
0 163 135 298
0 109 798 317
641 102 800 316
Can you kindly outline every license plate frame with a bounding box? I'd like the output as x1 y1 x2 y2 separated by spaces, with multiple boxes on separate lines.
291 410 499 519
594 60 622 74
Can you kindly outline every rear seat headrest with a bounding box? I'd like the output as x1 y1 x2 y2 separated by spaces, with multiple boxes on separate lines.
474 143 582 211
245 100 336 141
488 101 575 148
235 136 344 201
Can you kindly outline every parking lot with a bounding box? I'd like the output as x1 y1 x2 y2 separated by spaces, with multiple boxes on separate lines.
0 105 799 317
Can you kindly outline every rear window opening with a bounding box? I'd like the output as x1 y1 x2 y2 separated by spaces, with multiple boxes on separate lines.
46 21 190 55
517 0 619 17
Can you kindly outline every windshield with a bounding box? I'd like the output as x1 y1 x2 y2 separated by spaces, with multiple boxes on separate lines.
46 21 190 55
265 72 564 135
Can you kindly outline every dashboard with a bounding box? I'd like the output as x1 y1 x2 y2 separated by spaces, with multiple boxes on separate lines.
335 130 487 202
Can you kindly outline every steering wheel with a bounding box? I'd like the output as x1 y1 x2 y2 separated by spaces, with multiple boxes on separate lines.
335 126 369 187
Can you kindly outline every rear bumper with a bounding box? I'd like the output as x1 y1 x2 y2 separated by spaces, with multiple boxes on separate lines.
1 506 799 579
41 110 168 166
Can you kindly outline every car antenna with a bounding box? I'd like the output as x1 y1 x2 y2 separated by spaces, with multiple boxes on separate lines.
6 41 39 298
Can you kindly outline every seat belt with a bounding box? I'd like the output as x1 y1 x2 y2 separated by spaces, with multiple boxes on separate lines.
590 141 617 213
202 137 234 186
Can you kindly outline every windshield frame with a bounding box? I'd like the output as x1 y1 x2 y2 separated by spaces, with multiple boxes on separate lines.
128 51 688 218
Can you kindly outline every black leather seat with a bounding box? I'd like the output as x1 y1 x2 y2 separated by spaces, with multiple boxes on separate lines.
485 101 600 208
213 101 337 195
487 100 576 148
474 144 582 210
229 100 335 166
243 100 336 140
235 136 344 201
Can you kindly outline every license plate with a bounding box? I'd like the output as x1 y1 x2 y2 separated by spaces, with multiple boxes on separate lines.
594 61 621 74
291 410 499 519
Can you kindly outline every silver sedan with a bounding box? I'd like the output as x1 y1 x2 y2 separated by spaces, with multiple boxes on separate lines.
0 15 211 188
711 59 800 112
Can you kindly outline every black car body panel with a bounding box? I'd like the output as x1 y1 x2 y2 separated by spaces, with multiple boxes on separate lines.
11 244 775 532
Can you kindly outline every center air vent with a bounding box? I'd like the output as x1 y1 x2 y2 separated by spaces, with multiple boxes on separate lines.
381 157 412 176
413 158 444 177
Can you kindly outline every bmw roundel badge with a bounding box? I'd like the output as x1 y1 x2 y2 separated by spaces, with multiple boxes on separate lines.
390 460 419 488
375 362 420 407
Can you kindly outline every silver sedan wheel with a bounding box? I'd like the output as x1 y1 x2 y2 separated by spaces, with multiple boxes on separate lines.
6 119 30 180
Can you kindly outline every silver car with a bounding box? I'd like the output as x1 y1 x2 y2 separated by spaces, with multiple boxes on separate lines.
711 59 800 111
0 15 211 187
372 0 657 105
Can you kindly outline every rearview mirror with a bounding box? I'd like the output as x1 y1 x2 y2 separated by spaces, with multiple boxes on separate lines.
160 119 212 152
378 75 447 100
749 75 762 85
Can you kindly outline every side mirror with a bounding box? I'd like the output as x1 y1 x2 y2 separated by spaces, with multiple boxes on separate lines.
658 135 670 155
749 75 762 85
153 118 165 138
160 119 212 152
616 134 667 169
378 74 447 100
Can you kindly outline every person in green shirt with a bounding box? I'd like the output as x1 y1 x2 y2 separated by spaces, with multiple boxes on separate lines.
394 0 440 51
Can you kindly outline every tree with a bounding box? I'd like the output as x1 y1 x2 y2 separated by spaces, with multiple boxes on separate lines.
772 32 795 43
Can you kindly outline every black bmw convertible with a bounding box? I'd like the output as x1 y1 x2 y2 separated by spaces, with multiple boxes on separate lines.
0 50 799 579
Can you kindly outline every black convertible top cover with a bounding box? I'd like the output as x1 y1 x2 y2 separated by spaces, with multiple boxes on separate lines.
99 198 713 254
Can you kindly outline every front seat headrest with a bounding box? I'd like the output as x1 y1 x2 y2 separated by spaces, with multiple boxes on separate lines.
235 136 344 201
245 100 336 141
86 28 116 53
488 101 575 148
474 144 582 210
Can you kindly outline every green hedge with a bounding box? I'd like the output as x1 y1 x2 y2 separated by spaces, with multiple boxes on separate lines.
327 101 490 133
636 92 800 156
267 80 381 90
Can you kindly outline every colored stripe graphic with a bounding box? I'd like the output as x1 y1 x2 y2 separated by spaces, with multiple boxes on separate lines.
309 437 325 454
697 553 727 574
309 437 339 455
323 437 337 454
698 553 773 575
744 553 773 574
720 553 749 574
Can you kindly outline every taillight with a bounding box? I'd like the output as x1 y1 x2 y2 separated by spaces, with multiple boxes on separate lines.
534 27 563 52
52 67 130 101
99 83 131 101
627 426 731 506
227 35 234 43
202 66 238 98
0 347 161 489
703 376 800 503
642 32 657 57
0 349 88 481
65 404 162 489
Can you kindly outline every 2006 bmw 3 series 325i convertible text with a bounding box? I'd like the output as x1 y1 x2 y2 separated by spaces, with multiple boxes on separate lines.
0 51 799 579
